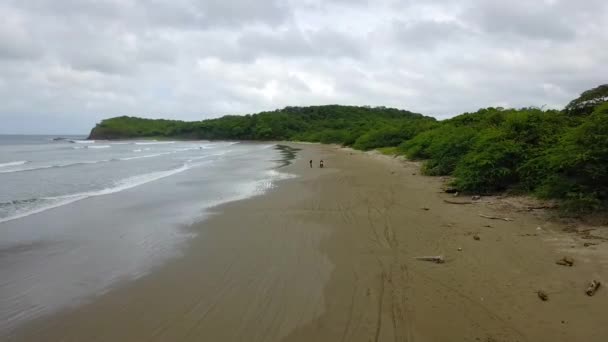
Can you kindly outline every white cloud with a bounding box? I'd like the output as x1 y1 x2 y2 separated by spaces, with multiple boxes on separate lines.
0 0 606 133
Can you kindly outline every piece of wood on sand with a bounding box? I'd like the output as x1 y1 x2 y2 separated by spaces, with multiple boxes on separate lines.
479 214 513 222
444 199 473 205
414 255 445 264
556 256 574 267
586 280 601 296
537 290 549 301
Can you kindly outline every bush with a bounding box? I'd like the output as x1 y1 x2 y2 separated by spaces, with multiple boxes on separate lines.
400 125 478 175
453 129 524 193
534 103 608 213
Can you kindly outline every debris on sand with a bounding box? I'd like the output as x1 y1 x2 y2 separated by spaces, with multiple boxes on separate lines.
421 207 430 211
537 290 549 301
472 195 481 201
473 234 481 241
479 214 513 222
457 247 463 251
444 199 473 205
586 280 601 296
444 188 458 194
584 242 597 247
556 256 574 267
414 255 445 264
525 204 558 211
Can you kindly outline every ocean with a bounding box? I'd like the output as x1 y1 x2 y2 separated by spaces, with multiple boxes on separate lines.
0 135 293 331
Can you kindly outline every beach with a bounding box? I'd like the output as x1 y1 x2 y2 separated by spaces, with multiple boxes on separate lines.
7 142 608 341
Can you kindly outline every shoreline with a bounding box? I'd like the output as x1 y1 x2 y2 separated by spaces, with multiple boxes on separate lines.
8 143 608 341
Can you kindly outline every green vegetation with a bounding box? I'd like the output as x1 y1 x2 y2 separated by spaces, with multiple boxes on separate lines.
89 105 434 142
376 147 400 156
89 85 608 214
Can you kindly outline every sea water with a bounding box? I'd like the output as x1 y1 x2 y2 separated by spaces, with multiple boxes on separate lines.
0 135 294 332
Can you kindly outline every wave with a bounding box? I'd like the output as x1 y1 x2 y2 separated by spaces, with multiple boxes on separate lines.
0 161 28 168
0 162 206 223
85 145 111 149
0 159 112 174
174 147 203 152
72 140 95 144
187 151 229 162
0 146 208 174
134 141 175 145
119 153 165 161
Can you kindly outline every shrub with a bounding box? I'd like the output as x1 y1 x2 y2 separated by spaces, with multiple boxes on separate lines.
453 129 524 193
534 103 608 213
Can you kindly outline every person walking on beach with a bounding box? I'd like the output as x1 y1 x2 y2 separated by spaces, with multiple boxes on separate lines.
320 160 324 168
309 159 313 168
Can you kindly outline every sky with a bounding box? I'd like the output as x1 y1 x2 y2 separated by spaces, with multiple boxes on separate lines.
0 0 607 134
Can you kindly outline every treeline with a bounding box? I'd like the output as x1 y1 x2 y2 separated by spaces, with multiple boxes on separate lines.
88 105 435 144
89 85 608 214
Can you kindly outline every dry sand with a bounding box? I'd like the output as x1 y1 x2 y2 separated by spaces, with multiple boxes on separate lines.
8 143 608 341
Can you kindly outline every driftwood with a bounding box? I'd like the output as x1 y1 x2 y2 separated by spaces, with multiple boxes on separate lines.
444 199 473 205
556 256 574 267
586 280 601 296
537 290 549 301
444 188 458 194
414 255 445 264
479 214 513 222
526 205 558 211
473 234 481 241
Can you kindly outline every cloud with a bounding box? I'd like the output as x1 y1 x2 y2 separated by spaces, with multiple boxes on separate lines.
0 0 606 133
236 27 364 59
468 1 576 41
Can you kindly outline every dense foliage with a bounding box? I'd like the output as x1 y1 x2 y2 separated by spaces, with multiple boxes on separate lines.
90 85 608 214
89 105 434 143
565 84 608 116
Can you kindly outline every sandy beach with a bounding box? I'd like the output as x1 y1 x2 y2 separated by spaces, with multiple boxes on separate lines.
8 143 608 341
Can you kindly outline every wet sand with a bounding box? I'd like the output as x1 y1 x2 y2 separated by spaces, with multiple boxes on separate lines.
8 143 608 341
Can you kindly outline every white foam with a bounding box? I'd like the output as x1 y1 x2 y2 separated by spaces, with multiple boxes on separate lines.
0 160 112 174
72 140 95 144
174 147 201 152
187 151 229 161
266 169 297 181
0 161 27 168
0 162 204 223
134 141 175 145
120 153 166 161
86 145 111 149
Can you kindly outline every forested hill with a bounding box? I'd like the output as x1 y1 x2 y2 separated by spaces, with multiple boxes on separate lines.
88 105 436 149
89 85 608 214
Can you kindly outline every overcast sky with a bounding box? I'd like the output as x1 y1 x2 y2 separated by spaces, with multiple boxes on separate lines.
1 0 607 134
